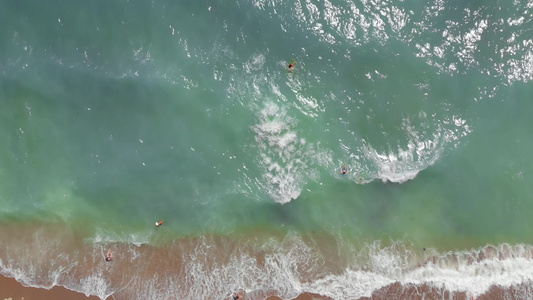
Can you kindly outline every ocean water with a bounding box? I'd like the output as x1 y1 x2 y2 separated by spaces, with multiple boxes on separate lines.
0 0 532 299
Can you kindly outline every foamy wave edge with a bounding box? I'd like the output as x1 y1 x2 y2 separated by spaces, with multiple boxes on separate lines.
2 238 533 299
302 243 533 299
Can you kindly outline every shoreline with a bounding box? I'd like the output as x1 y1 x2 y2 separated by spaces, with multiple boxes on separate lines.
0 273 332 300
1 223 532 299
2 273 532 300
0 274 105 300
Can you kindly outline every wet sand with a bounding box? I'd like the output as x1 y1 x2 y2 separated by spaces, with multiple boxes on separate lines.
0 274 105 300
1 224 531 300
2 272 532 300
0 272 332 300
266 295 332 300
0 224 345 300
358 281 533 300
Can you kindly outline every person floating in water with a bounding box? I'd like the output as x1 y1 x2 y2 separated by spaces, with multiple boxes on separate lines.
288 59 296 71
338 166 349 175
105 249 113 262
233 293 243 300
156 220 164 227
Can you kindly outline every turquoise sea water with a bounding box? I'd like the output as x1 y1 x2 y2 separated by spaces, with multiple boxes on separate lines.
1 0 532 299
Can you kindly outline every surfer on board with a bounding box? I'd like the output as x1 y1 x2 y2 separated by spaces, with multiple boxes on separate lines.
156 220 164 227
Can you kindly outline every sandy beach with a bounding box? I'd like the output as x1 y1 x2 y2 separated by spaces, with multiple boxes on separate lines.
0 223 529 299
3 271 531 299
0 273 333 300
0 274 104 300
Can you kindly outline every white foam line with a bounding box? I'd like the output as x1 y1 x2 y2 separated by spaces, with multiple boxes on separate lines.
297 246 533 299
3 235 533 299
252 102 306 203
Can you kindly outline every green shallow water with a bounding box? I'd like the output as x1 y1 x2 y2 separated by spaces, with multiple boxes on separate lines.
1 0 532 298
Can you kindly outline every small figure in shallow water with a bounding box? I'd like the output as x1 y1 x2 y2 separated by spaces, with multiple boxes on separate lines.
338 166 349 175
105 249 113 262
288 59 296 71
233 293 243 300
156 220 164 227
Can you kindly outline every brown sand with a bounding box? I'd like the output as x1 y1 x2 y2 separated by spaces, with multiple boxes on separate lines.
0 272 333 300
2 272 533 300
1 223 532 300
359 282 471 300
266 295 332 300
0 273 331 300
358 281 533 300
0 274 105 300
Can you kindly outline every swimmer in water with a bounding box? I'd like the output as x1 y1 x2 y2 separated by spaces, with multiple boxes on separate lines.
233 293 243 300
156 220 164 227
288 59 296 70
338 166 349 175
105 249 113 262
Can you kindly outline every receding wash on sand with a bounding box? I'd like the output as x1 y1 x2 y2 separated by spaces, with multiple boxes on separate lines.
0 0 532 299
